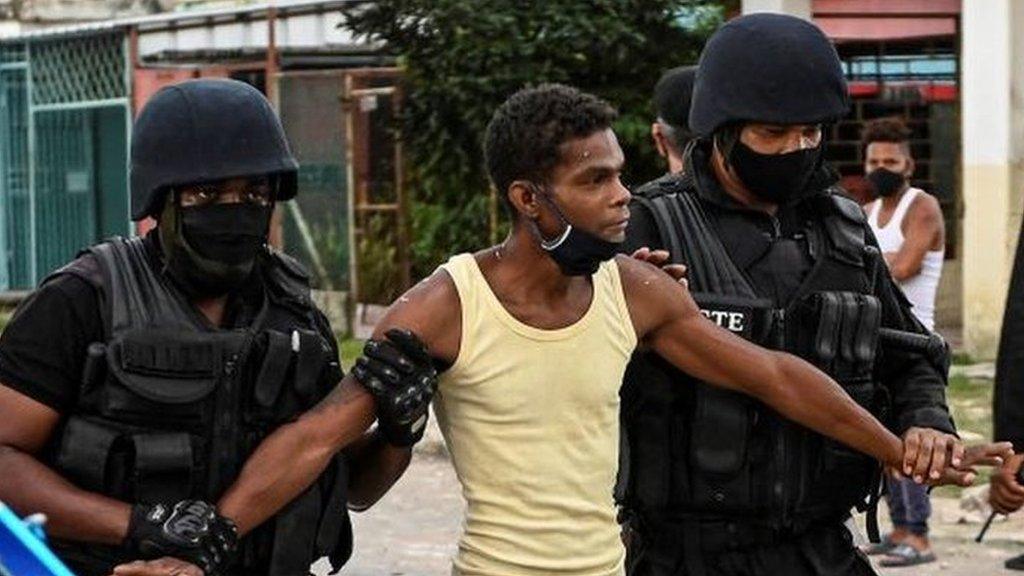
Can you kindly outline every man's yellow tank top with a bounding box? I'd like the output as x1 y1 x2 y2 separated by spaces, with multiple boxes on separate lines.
435 253 637 576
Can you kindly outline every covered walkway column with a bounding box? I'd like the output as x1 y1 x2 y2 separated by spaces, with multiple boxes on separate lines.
741 0 811 20
961 0 1024 359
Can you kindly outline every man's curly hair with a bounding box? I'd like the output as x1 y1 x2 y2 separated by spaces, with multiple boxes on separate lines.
861 116 912 154
484 84 617 216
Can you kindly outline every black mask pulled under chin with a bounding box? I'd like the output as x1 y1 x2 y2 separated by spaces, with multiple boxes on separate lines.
728 140 822 205
158 201 271 298
530 190 622 276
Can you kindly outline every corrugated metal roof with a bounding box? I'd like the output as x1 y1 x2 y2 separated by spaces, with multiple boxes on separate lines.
0 0 360 41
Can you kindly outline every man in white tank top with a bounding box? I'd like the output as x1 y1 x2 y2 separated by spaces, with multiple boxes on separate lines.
861 117 946 567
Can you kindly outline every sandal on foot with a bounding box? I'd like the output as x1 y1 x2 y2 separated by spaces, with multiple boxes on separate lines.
879 544 936 567
861 534 897 556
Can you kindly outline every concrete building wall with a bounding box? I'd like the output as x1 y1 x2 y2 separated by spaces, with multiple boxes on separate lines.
1 0 186 26
961 0 1024 359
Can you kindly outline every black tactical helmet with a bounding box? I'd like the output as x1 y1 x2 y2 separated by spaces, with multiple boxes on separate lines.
653 65 696 132
688 13 849 137
130 78 298 220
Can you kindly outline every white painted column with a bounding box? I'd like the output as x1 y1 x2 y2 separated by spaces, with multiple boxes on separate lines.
961 0 1024 359
741 0 812 20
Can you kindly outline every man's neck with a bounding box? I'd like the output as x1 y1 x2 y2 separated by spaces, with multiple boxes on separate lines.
880 183 912 210
493 225 580 298
194 295 230 327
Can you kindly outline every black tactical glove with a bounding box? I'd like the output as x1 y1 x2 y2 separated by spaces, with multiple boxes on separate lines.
352 328 438 447
125 500 238 575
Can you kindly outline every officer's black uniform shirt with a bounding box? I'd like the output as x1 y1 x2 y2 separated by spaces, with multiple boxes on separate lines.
624 142 955 435
995 219 1024 450
0 231 338 413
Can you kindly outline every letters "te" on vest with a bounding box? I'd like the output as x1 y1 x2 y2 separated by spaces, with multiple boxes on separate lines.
700 309 747 333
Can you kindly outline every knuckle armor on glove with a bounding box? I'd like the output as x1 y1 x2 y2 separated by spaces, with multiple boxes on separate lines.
352 329 438 447
125 500 238 575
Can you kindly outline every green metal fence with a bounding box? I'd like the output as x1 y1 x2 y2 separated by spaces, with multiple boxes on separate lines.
0 32 131 289
278 73 351 292
0 44 30 289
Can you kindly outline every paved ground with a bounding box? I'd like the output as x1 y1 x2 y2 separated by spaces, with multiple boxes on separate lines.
312 454 461 576
314 454 1024 576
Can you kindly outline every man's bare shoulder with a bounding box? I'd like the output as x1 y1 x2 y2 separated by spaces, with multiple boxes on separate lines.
908 189 943 218
613 254 696 341
372 268 462 363
905 189 946 236
614 253 673 291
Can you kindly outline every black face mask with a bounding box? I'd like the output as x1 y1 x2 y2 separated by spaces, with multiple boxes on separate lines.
158 202 271 298
728 140 821 205
532 190 622 276
867 167 906 198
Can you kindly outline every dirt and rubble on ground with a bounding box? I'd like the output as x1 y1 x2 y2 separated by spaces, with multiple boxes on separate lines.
316 454 1024 576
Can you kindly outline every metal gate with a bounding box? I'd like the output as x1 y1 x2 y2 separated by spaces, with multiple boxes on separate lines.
275 68 408 308
0 32 131 289
345 70 409 306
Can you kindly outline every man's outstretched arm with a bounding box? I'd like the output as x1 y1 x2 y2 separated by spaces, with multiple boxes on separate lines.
216 270 460 534
618 256 905 472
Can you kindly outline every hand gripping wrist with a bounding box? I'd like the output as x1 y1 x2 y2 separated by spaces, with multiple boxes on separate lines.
125 500 238 575
352 328 438 447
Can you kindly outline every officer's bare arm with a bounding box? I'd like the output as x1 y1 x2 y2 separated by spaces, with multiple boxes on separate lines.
345 431 412 511
0 384 131 543
616 255 905 468
216 377 374 534
218 270 460 534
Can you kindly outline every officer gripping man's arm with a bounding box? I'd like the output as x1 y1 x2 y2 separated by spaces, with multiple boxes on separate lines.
0 79 437 576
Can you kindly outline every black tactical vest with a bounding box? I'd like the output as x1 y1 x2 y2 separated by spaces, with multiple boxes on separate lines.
43 237 352 576
619 175 887 530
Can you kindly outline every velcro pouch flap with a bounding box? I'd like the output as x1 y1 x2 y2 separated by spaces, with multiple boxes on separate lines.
812 292 841 366
316 454 351 555
839 292 860 366
690 385 750 475
254 330 294 408
108 329 220 404
853 294 882 368
132 433 194 503
133 433 193 474
55 417 120 492
293 329 326 401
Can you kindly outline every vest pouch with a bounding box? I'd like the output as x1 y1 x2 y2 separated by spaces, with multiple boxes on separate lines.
316 454 353 571
849 293 881 377
789 292 841 372
102 330 220 427
267 483 321 575
249 329 330 426
294 329 328 404
690 385 751 475
819 378 877 469
689 384 753 510
251 330 294 423
796 379 878 521
790 292 881 380
626 354 681 510
131 432 195 504
54 416 123 495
